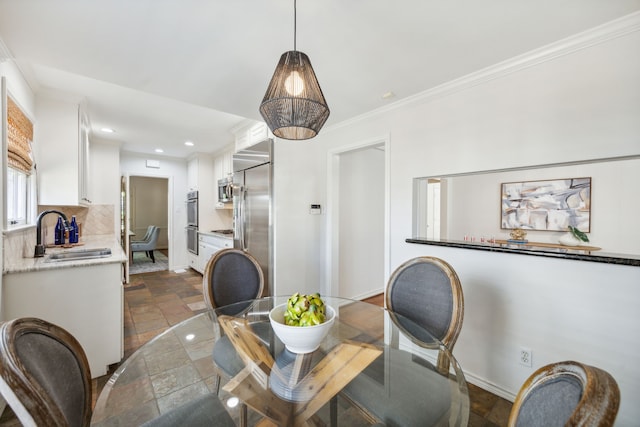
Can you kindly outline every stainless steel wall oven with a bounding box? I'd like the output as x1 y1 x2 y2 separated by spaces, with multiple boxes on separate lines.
186 191 198 227
186 191 198 254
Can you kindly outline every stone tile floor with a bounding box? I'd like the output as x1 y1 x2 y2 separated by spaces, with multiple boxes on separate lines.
1 266 513 426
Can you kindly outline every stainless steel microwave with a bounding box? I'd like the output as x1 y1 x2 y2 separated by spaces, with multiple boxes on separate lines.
218 177 233 204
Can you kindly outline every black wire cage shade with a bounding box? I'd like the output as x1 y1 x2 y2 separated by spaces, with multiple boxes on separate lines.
260 50 330 140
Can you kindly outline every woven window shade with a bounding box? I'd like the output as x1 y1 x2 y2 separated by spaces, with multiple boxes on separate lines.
7 97 33 174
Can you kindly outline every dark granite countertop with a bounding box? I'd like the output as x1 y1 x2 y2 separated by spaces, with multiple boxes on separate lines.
405 238 640 267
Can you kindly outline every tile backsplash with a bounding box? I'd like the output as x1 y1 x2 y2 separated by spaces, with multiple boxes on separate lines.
3 227 37 261
38 204 115 237
3 204 116 267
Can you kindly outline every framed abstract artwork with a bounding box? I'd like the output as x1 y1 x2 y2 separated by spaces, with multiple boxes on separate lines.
501 177 591 231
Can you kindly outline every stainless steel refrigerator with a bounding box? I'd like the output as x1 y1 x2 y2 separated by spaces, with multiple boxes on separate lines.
232 139 273 296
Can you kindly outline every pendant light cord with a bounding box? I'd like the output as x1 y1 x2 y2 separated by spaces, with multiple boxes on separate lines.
293 0 297 52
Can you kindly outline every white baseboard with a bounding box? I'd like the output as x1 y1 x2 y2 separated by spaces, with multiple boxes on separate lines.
463 370 517 403
350 289 385 301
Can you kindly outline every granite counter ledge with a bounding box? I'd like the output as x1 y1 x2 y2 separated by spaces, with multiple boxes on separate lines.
405 238 640 267
3 235 127 274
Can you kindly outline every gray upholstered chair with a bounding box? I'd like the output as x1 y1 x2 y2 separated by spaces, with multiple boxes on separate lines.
131 225 154 244
0 317 235 427
507 360 620 427
386 256 464 373
202 248 264 312
204 249 266 375
130 225 160 262
342 257 465 426
0 317 93 427
204 249 266 425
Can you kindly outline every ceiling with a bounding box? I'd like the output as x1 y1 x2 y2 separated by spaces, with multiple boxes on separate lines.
1 1 639 158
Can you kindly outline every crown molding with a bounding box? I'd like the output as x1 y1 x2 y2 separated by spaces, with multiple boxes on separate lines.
0 37 40 96
328 11 640 132
229 118 260 135
0 38 12 63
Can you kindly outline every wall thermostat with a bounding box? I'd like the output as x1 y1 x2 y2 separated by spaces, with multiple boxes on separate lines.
309 204 322 215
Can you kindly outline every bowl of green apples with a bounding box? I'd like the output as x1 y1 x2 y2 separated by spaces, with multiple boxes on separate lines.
269 293 335 354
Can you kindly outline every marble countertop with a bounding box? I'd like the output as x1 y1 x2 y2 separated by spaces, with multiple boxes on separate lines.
198 230 233 239
3 235 127 275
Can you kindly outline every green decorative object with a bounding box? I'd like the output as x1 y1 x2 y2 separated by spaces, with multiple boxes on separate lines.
568 226 589 243
284 293 326 326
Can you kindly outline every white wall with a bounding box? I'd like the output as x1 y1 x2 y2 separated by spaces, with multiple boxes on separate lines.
0 60 34 119
272 141 327 296
90 139 121 238
120 151 188 270
273 17 640 425
338 146 385 299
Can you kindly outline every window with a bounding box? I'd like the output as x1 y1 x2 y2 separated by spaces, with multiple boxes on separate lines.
6 167 29 226
4 85 35 229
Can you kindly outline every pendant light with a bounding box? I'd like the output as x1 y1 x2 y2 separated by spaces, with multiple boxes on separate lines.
259 0 330 140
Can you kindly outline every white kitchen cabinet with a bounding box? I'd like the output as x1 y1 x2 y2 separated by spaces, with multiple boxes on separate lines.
214 145 234 181
197 233 232 273
187 157 198 191
234 121 270 152
2 262 123 378
35 96 91 205
187 252 198 271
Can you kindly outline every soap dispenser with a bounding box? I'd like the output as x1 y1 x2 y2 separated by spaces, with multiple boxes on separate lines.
69 215 79 244
54 216 65 245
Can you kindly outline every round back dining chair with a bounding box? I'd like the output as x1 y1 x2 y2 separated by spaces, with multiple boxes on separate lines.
204 247 267 412
507 360 620 427
0 317 92 427
386 256 464 351
202 248 264 311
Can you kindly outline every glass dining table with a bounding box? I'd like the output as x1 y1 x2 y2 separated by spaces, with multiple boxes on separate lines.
91 296 469 426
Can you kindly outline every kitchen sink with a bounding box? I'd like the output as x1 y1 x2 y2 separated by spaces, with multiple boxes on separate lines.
45 248 112 262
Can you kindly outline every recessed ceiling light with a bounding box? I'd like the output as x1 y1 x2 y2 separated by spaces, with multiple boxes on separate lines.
184 141 194 146
101 127 115 133
154 148 164 153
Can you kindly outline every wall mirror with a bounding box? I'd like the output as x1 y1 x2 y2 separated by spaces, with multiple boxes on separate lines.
413 155 640 256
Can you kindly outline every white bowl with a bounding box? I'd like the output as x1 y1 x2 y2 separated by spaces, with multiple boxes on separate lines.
269 304 335 354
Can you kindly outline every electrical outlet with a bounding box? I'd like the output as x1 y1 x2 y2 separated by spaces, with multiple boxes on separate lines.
519 347 532 367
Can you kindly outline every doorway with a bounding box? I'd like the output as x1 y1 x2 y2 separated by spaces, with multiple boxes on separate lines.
127 176 170 275
327 138 389 300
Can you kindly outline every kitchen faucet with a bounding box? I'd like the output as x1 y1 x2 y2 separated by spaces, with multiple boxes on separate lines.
34 210 69 257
